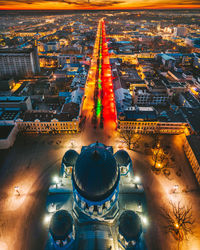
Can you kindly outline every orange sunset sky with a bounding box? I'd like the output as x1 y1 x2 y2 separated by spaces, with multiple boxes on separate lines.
0 0 200 10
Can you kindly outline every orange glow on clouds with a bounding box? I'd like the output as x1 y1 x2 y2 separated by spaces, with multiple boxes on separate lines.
0 0 200 10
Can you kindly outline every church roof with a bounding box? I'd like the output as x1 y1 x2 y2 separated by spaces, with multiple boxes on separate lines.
49 210 73 241
72 143 119 202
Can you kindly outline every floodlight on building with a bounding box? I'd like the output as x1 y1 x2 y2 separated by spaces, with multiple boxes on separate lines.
43 214 52 226
53 176 60 188
53 176 59 184
134 176 140 183
141 215 148 226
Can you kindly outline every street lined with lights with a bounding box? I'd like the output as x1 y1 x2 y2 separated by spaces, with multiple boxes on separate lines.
80 19 117 132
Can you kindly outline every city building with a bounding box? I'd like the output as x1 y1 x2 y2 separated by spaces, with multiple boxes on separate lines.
16 109 79 134
179 92 200 108
180 107 200 135
58 55 87 67
39 56 58 68
44 41 60 52
0 109 20 125
183 135 200 185
0 78 15 91
0 96 32 110
193 53 200 69
160 54 176 69
0 124 18 149
133 88 169 106
0 47 40 79
174 27 188 37
118 107 189 135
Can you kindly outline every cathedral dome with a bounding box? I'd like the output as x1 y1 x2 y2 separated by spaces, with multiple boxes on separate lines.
119 210 142 242
62 149 79 167
72 144 119 202
114 150 131 166
49 210 73 241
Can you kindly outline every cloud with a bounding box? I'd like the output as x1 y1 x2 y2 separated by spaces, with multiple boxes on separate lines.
0 0 124 6
0 0 199 8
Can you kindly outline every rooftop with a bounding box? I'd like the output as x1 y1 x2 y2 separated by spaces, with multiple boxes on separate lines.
181 92 200 108
18 109 78 122
180 107 200 133
161 54 176 61
72 143 119 202
122 106 157 121
186 135 200 166
157 109 187 123
0 110 20 121
0 125 14 139
0 96 27 103
0 47 36 54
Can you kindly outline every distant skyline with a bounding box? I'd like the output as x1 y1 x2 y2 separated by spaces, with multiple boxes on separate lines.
0 0 200 10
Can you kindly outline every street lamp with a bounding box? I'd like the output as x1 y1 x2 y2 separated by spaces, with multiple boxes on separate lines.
134 176 140 183
141 215 148 226
53 176 59 188
173 185 179 193
175 223 179 229
174 223 180 235
14 186 20 196
43 214 52 226
157 163 161 168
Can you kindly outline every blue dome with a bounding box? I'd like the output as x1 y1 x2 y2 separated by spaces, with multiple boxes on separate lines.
72 144 119 202
114 150 131 166
49 210 73 241
119 210 142 242
62 149 79 167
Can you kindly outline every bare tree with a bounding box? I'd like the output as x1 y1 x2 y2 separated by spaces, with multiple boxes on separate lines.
152 145 169 169
151 133 160 149
119 129 141 150
160 201 194 245
120 129 133 149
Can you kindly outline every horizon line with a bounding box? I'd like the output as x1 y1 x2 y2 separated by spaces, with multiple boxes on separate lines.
0 7 200 11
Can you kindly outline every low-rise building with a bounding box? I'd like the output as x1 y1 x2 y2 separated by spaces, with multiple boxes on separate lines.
0 110 20 125
0 124 18 149
118 107 189 135
0 79 15 91
183 135 200 185
16 108 79 134
0 96 32 110
133 88 169 106
180 107 200 135
160 54 176 69
179 92 200 108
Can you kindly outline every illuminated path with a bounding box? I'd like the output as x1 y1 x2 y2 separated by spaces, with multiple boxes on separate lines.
101 20 117 131
80 19 117 133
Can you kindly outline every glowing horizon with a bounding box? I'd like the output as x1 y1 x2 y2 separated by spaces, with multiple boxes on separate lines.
0 0 200 10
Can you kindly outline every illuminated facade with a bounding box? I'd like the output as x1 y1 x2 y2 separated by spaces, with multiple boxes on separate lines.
16 119 79 134
183 135 200 185
119 120 189 135
16 111 79 134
